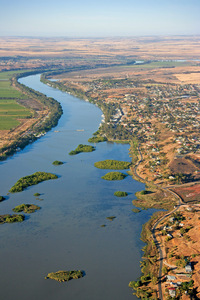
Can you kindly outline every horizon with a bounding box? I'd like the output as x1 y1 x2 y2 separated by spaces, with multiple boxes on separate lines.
0 0 199 37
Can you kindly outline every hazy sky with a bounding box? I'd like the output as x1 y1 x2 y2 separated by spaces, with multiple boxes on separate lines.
0 0 199 37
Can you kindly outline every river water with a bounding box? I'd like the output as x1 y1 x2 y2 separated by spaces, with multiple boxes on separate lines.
0 74 155 300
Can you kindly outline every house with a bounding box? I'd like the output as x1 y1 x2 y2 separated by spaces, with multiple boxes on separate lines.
185 264 192 273
166 275 176 281
168 287 176 297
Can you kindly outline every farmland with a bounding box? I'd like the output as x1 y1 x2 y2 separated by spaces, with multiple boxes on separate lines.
0 70 32 130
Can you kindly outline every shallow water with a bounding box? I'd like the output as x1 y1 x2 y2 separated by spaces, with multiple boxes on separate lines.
0 74 155 300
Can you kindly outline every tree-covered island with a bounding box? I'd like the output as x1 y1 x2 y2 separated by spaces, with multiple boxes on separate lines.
9 171 58 193
12 204 41 213
101 172 127 181
52 160 64 165
0 214 25 224
69 144 95 155
94 159 131 170
45 270 84 282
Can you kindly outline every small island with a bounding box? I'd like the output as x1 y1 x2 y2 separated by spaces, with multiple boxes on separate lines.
0 196 5 202
52 160 64 165
69 144 95 155
9 171 58 193
101 172 127 181
106 216 116 221
0 214 25 224
45 270 84 282
34 193 41 197
13 203 41 213
94 159 131 170
114 191 128 197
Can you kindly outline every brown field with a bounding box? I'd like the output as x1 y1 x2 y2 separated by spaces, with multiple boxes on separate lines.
172 183 200 203
0 36 200 59
157 206 200 298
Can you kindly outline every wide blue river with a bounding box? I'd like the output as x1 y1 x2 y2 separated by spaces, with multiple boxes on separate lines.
0 74 155 300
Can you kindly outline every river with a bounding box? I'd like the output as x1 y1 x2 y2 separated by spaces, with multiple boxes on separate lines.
0 74 155 300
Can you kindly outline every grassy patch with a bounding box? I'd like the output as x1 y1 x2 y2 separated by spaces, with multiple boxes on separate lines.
9 171 58 193
0 116 20 130
101 172 127 181
114 191 128 197
45 270 84 282
69 144 95 155
0 81 25 98
12 203 41 213
133 186 176 210
94 159 131 170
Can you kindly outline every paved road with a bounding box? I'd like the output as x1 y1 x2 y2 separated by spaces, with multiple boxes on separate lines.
152 202 181 300
133 144 183 300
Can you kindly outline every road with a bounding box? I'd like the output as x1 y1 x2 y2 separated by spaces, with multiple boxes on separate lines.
133 144 183 300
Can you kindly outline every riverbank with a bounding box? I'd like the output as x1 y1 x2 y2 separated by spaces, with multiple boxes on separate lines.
0 70 63 161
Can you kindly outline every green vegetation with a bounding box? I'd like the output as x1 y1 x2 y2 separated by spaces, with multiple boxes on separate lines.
133 186 176 210
129 137 139 165
0 71 32 130
101 172 127 181
0 79 25 98
45 270 84 282
0 100 32 130
132 208 141 213
69 144 95 155
129 211 165 299
9 171 58 193
12 203 41 213
94 159 131 170
106 216 116 221
88 136 107 143
0 214 25 224
0 196 5 202
114 191 128 197
34 193 41 197
52 160 64 165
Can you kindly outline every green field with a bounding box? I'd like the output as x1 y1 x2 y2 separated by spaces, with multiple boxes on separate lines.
0 116 20 130
0 71 33 130
0 80 25 98
0 100 32 129
0 70 28 80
